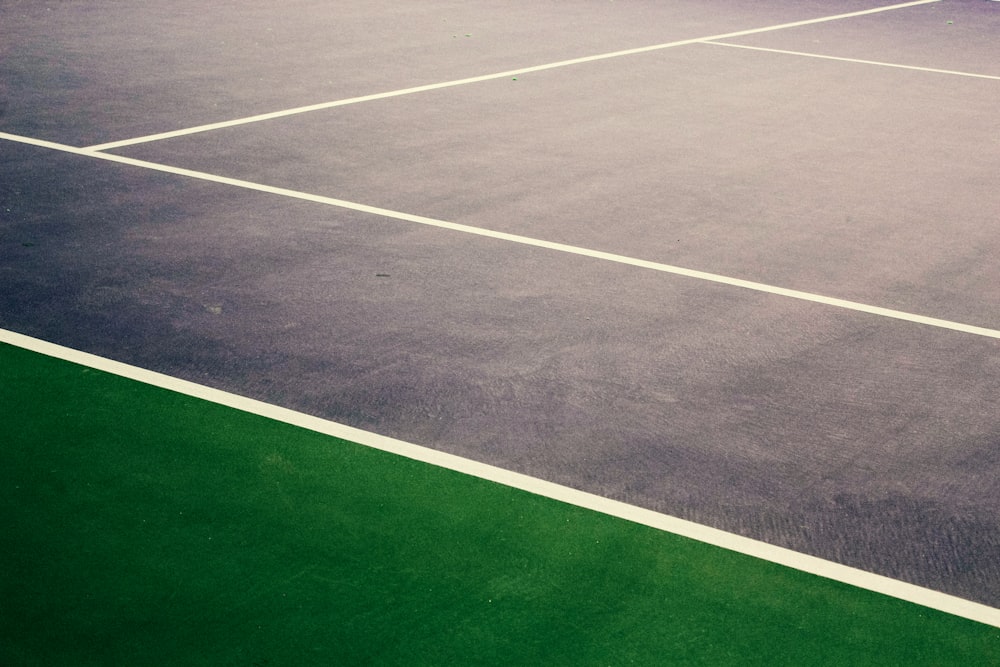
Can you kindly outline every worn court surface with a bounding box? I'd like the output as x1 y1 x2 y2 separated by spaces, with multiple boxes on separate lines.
2 0 1000 660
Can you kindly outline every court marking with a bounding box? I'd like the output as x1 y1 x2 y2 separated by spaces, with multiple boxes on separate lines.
2 327 997 629
4 130 1000 341
703 41 1000 80
82 0 941 151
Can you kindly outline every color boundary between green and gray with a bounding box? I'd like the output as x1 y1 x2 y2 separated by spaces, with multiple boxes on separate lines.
3 327 997 629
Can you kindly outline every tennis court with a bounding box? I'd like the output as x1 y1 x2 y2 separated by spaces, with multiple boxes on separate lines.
3 0 999 663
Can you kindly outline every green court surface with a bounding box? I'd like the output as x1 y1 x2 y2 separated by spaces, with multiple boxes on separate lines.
1 341 997 666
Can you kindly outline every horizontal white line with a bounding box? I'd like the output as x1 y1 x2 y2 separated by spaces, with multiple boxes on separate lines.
704 41 1000 80
2 327 997 629
83 0 941 151
3 130 999 341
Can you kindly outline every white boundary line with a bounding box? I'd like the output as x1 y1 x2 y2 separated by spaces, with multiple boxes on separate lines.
83 0 942 151
2 327 998 629
3 130 999 341
704 41 1000 80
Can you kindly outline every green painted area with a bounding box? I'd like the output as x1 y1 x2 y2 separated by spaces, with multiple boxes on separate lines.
1 342 997 665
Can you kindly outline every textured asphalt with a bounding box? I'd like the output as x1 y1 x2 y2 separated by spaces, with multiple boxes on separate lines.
2 0 999 607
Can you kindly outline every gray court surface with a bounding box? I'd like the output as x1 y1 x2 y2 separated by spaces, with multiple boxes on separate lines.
2 0 999 608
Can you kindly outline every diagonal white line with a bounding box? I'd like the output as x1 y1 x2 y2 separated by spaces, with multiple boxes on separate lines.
2 327 998 629
83 0 942 151
704 41 1000 80
3 129 999 341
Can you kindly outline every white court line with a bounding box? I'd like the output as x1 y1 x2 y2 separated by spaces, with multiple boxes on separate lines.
83 0 941 151
2 327 998 629
4 130 1000 341
704 41 1000 81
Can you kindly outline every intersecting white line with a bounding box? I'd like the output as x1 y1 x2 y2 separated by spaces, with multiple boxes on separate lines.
83 0 942 151
3 129 999 341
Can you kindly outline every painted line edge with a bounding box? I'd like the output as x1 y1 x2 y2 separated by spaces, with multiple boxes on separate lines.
703 41 1000 80
3 130 999 342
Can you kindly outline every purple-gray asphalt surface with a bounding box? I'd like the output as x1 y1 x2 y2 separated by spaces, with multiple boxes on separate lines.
3 0 999 607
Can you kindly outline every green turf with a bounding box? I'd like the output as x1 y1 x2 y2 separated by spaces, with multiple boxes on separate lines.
1 342 998 665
